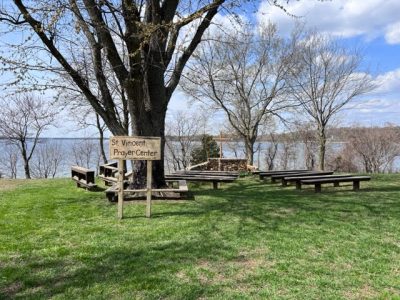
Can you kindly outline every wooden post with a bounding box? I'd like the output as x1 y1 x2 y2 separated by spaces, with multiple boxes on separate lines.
213 181 218 190
117 159 124 219
296 181 302 190
353 180 360 191
146 160 152 218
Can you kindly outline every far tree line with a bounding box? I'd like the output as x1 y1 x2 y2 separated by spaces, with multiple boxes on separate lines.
2 122 399 179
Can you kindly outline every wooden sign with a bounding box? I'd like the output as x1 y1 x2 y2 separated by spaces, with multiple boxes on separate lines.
109 136 161 220
109 136 161 160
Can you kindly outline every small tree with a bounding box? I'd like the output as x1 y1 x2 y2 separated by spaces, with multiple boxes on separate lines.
31 140 64 178
70 139 99 170
0 143 19 179
293 121 318 170
0 94 57 179
165 111 207 171
277 132 297 170
265 133 279 170
347 126 400 173
289 33 376 170
190 135 220 165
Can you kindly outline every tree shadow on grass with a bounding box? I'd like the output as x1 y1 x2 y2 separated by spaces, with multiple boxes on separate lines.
1 225 238 299
2 177 400 298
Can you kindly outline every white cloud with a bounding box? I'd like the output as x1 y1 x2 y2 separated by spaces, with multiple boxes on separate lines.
342 67 400 125
373 68 400 94
257 0 400 44
385 22 400 44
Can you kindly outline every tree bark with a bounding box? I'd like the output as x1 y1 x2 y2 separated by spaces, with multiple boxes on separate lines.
21 144 31 179
96 114 108 164
244 137 255 166
318 127 327 171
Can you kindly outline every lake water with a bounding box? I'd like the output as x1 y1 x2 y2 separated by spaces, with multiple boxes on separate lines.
0 138 398 178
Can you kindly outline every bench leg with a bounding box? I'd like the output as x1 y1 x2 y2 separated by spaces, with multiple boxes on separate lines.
271 178 276 184
334 182 340 187
282 180 288 187
353 181 360 191
315 183 322 193
296 181 302 190
213 182 218 190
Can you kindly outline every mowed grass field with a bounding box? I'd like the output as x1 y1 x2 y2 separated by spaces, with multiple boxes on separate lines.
0 174 399 299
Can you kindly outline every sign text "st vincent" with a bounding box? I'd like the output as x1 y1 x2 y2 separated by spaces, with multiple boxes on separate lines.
109 136 161 160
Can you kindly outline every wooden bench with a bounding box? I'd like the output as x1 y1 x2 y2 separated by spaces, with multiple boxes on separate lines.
301 176 371 193
99 162 118 186
99 162 134 186
270 171 334 184
165 174 236 189
173 170 239 178
71 165 97 190
283 174 353 189
259 170 310 180
105 179 189 202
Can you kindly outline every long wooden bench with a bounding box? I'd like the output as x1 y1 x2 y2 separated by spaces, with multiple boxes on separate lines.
165 174 236 189
283 174 353 189
271 171 334 184
173 170 239 178
259 170 310 180
270 171 334 184
301 176 371 193
105 179 189 202
71 165 97 190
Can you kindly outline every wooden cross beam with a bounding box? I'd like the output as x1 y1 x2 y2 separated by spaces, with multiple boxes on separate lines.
214 132 230 159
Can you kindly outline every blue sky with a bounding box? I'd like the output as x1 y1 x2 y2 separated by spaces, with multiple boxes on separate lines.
1 0 399 137
169 0 400 129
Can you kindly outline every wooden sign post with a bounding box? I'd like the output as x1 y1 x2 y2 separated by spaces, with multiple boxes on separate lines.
109 136 161 219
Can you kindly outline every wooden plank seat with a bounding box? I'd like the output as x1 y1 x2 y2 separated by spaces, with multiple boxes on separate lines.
98 162 118 186
301 176 371 193
270 171 334 184
71 165 97 190
105 180 188 202
283 174 354 189
165 174 236 189
259 170 310 180
173 170 239 177
99 162 133 186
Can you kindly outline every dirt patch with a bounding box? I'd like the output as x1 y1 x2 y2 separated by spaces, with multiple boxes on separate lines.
183 248 273 285
343 284 379 299
0 179 28 192
1 281 23 298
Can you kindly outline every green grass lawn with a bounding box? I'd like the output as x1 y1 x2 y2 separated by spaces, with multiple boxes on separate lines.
0 175 399 299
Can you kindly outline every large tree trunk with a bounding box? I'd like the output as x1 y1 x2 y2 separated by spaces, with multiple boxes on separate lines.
244 137 256 166
21 145 31 179
318 127 327 171
127 61 168 188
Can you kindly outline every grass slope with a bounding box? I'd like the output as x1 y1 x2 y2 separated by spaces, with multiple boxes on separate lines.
0 175 399 299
